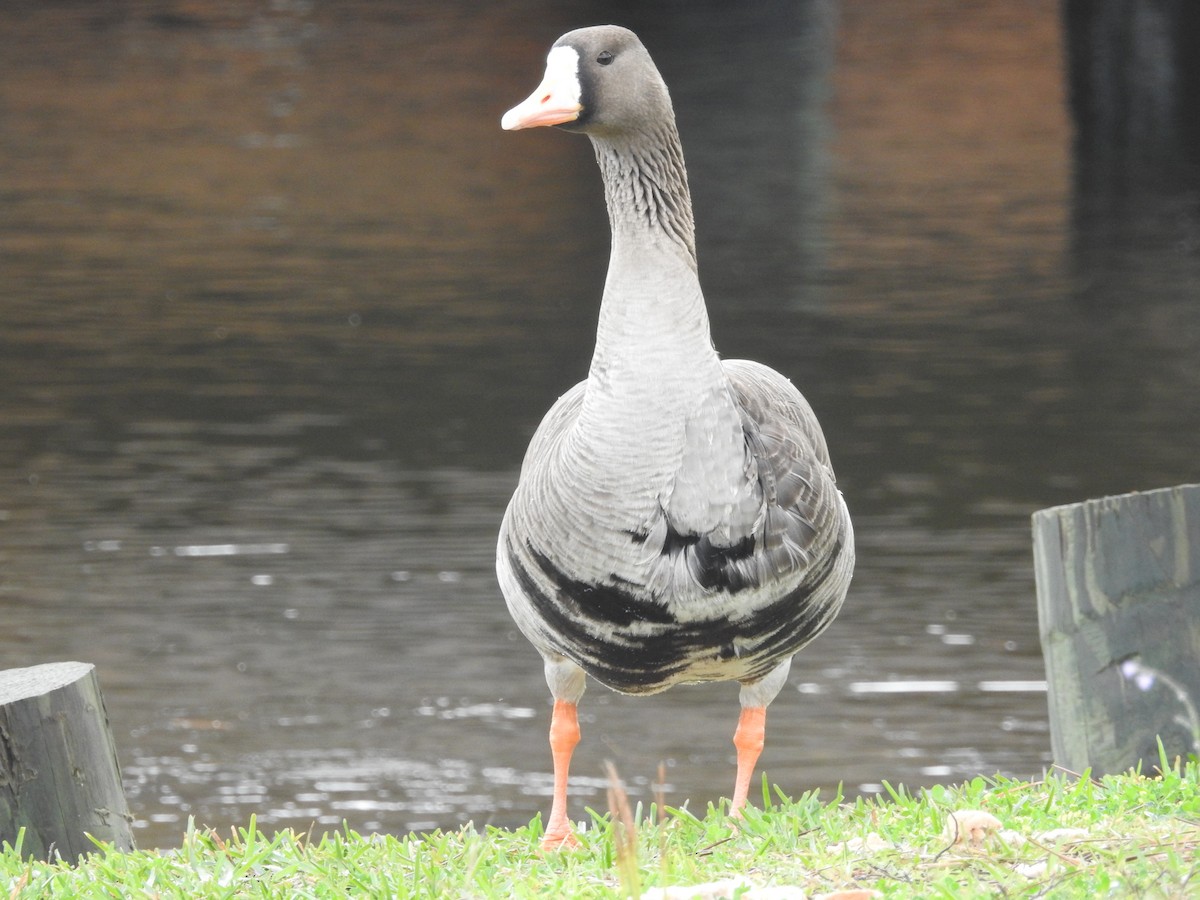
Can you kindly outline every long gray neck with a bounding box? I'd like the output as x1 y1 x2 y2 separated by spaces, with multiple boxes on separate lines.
591 124 697 266
575 125 728 448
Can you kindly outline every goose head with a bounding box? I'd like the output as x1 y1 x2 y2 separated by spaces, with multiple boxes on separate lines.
501 25 673 139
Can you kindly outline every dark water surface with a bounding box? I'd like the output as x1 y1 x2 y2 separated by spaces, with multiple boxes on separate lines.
3 1 1198 848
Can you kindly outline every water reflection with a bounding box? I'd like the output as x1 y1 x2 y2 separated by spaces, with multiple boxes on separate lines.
1 0 1195 850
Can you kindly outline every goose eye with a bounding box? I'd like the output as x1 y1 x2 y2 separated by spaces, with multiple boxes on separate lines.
596 50 614 66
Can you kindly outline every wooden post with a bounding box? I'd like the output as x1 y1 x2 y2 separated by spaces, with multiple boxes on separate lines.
0 662 134 860
1033 484 1200 777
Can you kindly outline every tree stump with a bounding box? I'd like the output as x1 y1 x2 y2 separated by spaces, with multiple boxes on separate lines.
0 662 134 860
1033 484 1200 777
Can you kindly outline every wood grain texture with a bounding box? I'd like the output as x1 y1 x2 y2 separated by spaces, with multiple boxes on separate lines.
0 662 134 860
1034 484 1200 775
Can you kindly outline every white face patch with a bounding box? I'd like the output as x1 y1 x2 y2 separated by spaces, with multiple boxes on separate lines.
543 45 581 107
501 43 584 131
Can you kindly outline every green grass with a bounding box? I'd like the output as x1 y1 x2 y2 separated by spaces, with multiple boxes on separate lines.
3 758 1199 898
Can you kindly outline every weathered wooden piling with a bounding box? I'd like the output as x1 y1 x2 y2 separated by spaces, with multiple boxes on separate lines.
0 662 134 860
1033 484 1200 777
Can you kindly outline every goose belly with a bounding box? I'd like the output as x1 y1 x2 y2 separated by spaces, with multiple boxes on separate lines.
498 526 848 694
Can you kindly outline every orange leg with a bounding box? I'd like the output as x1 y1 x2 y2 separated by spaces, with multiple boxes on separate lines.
541 699 581 850
730 706 767 815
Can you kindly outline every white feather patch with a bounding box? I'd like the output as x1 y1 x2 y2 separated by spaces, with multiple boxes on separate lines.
545 45 581 104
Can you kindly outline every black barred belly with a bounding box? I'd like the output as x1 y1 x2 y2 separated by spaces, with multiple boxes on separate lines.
507 542 842 694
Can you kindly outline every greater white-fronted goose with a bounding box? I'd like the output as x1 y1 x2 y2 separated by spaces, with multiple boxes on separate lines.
497 25 854 850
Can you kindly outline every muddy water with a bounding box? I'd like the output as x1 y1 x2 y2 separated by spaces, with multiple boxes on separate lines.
2 1 1197 847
